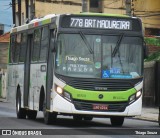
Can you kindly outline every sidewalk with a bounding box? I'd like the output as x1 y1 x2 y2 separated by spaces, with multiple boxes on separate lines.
0 98 159 122
0 98 7 102
135 107 159 122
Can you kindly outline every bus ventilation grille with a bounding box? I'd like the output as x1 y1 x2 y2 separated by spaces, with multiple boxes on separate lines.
69 80 132 91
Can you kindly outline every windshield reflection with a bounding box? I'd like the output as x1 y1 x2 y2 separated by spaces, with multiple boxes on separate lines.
55 33 143 79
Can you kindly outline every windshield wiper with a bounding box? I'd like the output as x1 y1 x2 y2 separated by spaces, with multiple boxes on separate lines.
112 34 124 57
79 31 93 54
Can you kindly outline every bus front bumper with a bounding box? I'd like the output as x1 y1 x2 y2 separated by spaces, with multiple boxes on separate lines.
51 94 142 117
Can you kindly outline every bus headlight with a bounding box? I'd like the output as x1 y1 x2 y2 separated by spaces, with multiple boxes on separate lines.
129 90 142 104
136 91 142 98
129 94 136 104
56 86 63 94
55 84 72 102
64 91 72 102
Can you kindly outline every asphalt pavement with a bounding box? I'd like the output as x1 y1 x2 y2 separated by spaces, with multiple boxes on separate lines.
0 98 159 123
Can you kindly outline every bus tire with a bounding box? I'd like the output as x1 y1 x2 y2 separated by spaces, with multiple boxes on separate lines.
44 110 57 125
73 115 83 121
16 88 26 119
110 116 124 127
83 116 93 121
39 87 45 111
27 110 37 120
158 114 160 126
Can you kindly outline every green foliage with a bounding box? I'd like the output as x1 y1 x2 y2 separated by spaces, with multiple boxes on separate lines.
145 51 160 62
144 37 160 47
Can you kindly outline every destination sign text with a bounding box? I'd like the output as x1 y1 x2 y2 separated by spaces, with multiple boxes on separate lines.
70 17 132 30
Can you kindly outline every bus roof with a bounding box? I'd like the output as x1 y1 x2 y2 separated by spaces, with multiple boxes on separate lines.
10 13 137 34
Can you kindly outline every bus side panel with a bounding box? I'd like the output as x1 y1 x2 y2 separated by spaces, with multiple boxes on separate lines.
29 63 47 111
29 64 38 110
16 64 25 108
37 63 47 110
7 65 17 104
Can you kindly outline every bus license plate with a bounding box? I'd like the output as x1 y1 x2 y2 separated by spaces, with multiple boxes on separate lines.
93 104 108 110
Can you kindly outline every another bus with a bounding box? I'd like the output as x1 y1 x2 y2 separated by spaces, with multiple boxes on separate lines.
7 13 146 126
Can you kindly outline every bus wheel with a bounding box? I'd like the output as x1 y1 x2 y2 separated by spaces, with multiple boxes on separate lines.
44 110 57 125
83 116 93 121
73 115 83 121
110 116 124 127
16 89 26 119
158 114 160 126
27 110 37 120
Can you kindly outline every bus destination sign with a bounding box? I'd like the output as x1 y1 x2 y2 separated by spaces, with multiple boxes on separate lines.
69 17 132 30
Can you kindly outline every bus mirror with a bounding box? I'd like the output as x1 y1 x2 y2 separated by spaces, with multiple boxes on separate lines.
55 41 62 54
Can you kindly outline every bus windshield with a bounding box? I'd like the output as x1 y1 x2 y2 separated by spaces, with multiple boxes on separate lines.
55 33 143 79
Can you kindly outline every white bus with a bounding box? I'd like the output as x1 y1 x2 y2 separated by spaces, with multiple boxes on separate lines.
7 13 146 126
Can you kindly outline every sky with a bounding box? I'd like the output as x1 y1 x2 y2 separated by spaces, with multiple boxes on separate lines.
0 0 12 33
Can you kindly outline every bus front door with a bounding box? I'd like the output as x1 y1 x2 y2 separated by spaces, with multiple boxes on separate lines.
24 34 32 109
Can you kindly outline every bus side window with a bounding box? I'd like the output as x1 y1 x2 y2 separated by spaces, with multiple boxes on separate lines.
19 33 27 62
14 33 21 63
39 26 49 61
10 35 16 63
32 28 41 62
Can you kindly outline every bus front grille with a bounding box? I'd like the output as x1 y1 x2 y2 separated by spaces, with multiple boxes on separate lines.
69 80 132 91
73 100 128 112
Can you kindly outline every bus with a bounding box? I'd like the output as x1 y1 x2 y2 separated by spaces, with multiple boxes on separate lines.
7 13 146 126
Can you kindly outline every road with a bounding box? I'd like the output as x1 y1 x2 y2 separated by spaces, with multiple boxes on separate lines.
0 101 159 138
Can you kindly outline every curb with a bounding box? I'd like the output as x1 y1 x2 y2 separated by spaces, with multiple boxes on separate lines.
0 98 7 102
134 116 158 123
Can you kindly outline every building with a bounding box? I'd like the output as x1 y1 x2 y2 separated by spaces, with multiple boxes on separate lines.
0 32 10 69
0 32 9 98
12 0 160 36
134 0 160 36
0 24 4 35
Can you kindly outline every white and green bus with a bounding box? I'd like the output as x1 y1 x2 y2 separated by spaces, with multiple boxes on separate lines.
8 13 146 126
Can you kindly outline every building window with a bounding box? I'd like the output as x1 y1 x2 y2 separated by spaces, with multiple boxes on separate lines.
32 28 41 62
39 26 49 61
19 33 27 62
14 33 21 63
10 35 16 63
90 0 99 8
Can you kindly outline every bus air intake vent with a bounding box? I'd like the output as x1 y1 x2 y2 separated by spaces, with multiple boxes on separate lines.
69 80 132 91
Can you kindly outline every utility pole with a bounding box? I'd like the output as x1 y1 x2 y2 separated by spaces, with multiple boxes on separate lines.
12 0 16 26
25 0 29 22
30 0 35 20
82 0 88 12
125 0 132 16
18 0 21 26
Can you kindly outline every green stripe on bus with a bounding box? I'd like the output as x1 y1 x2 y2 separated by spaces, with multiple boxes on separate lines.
64 85 136 102
42 19 51 25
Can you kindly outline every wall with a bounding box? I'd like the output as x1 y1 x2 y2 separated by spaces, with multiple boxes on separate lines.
35 1 82 17
35 0 126 17
134 0 160 30
103 0 125 15
0 43 8 69
143 61 156 107
0 69 7 98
